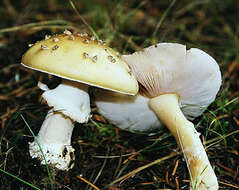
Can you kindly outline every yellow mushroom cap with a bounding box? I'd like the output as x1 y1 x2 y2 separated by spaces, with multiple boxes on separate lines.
21 33 138 95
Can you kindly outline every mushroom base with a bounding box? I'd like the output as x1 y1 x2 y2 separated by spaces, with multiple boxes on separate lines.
29 111 75 171
29 141 75 170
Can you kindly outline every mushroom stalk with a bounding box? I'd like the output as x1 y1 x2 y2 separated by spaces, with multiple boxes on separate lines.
29 80 91 170
29 110 75 170
149 93 218 190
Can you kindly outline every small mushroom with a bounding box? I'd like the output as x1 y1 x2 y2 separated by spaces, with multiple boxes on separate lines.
122 43 221 190
21 33 138 170
95 43 221 189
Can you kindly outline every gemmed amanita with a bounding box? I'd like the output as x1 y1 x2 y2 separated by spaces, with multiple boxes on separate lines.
21 31 138 170
96 43 221 189
123 43 221 189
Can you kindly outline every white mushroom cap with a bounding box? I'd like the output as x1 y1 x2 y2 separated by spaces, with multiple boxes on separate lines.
21 33 138 95
95 89 161 133
122 43 222 120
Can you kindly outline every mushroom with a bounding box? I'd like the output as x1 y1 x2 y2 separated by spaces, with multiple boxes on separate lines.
96 43 221 189
21 31 138 170
123 43 221 189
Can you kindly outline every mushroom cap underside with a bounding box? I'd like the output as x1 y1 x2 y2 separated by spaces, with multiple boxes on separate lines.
122 43 222 119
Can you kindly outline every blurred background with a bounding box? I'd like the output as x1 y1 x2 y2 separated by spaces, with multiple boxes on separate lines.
0 0 239 189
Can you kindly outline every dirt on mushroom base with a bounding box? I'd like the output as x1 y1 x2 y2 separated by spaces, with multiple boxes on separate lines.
1 0 239 189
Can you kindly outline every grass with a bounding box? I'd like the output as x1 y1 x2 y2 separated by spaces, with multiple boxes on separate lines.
0 168 40 190
20 114 54 190
0 0 239 189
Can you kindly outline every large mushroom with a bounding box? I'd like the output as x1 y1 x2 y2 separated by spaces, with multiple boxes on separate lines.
95 43 221 189
21 31 138 170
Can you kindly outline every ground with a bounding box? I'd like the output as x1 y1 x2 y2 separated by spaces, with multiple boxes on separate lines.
0 0 239 189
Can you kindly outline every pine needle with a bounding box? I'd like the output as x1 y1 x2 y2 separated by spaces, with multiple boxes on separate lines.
109 152 178 186
76 175 100 190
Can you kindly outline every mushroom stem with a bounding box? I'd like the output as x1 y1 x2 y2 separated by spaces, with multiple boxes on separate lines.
29 80 91 170
29 110 75 170
149 93 218 190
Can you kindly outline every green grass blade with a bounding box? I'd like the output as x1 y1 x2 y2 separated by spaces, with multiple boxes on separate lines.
0 168 40 190
20 114 55 190
0 111 20 155
69 0 99 40
152 0 177 38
